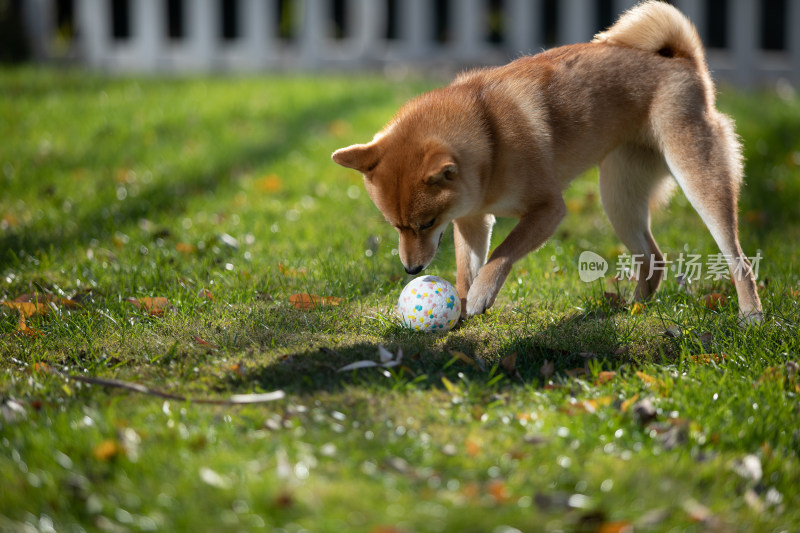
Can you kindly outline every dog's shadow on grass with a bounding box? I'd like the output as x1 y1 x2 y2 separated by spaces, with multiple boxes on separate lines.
224 308 678 396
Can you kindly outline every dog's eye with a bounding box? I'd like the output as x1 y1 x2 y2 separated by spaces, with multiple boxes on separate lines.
418 218 436 231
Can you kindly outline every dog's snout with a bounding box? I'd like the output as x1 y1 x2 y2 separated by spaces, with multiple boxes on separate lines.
405 265 424 275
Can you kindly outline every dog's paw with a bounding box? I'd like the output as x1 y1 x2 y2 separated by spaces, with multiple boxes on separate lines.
459 297 468 319
737 310 763 327
465 281 499 317
464 263 510 317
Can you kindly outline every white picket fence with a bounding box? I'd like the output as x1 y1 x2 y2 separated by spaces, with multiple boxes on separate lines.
21 0 800 86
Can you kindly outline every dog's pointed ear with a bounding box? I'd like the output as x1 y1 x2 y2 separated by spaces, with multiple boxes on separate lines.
424 154 458 186
332 143 380 174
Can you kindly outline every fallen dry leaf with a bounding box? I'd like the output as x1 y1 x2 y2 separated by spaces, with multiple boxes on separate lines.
701 293 727 310
580 396 615 414
128 297 171 316
17 319 43 337
279 263 308 277
561 395 615 415
636 371 661 387
596 371 617 385
501 351 518 374
465 439 481 457
2 301 49 319
289 293 342 310
449 350 484 371
176 242 197 254
630 302 646 315
501 351 524 382
93 439 122 461
2 213 19 228
31 362 51 373
597 521 634 533
193 336 218 349
487 480 510 503
620 394 640 413
462 482 481 501
2 301 47 336
14 293 79 308
688 353 727 365
255 174 283 193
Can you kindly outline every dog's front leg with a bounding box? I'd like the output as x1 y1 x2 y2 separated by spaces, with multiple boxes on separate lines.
466 197 566 317
454 214 496 301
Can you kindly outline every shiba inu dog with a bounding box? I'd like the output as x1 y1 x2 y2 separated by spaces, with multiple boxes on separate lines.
332 1 763 324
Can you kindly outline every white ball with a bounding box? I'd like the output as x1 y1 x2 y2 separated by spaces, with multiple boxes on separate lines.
398 275 461 332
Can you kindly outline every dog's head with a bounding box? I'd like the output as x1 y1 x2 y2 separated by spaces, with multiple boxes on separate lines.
332 135 463 274
332 87 491 275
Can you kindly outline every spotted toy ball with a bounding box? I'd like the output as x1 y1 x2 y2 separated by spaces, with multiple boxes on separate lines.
398 275 461 332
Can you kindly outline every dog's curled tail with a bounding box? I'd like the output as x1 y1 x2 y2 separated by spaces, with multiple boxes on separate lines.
593 1 704 65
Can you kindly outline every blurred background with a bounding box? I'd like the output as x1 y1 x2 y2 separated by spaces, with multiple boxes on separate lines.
2 0 799 87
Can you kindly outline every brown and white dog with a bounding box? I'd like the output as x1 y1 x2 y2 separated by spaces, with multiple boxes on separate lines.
332 1 762 323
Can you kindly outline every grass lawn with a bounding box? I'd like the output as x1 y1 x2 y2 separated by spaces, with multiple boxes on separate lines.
1 68 799 532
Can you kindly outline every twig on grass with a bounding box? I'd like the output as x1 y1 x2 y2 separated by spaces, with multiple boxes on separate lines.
46 367 285 405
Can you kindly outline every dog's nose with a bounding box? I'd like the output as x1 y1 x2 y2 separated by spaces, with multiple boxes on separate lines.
404 265 424 275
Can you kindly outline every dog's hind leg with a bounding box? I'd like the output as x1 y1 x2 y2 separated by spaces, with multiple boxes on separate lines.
657 111 763 323
599 143 672 300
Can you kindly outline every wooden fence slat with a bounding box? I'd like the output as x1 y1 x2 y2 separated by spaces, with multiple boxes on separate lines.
18 0 800 85
75 0 107 68
730 0 759 87
507 0 542 56
559 0 595 45
790 0 800 82
188 0 215 70
135 0 162 70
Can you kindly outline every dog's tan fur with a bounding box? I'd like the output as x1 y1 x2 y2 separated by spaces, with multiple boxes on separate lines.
333 1 762 323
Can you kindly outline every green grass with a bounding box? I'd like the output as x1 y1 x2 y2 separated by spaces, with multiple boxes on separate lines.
1 68 799 532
